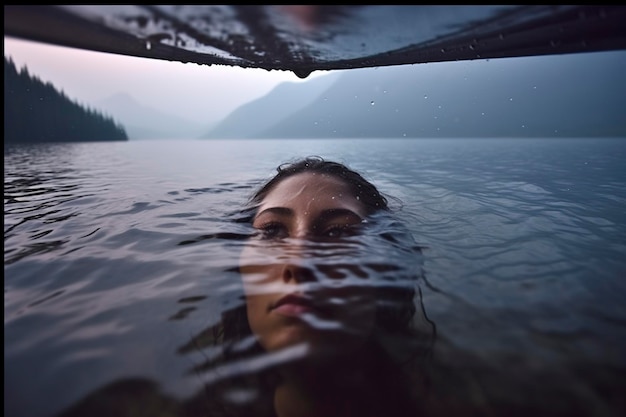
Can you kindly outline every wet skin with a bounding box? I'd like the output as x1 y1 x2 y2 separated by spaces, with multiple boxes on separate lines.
239 172 377 356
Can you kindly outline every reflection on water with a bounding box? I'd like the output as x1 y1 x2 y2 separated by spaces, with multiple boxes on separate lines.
5 139 626 417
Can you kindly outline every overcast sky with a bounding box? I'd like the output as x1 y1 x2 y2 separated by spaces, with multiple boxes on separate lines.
4 36 328 125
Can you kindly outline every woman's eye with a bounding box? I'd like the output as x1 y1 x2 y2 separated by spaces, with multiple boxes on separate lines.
258 223 287 239
323 225 352 238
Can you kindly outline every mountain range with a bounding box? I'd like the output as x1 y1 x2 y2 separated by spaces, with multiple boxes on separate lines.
202 51 626 139
89 51 626 140
94 92 212 140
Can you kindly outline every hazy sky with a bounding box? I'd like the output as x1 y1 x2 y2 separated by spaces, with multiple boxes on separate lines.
4 36 328 125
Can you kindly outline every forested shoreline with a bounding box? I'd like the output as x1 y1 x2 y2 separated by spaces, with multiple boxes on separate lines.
4 56 128 143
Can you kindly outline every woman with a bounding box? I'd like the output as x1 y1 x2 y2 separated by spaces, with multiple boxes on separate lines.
185 156 436 417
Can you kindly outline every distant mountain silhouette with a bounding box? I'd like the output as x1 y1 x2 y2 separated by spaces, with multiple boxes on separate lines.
202 73 340 139
203 51 626 139
95 93 213 140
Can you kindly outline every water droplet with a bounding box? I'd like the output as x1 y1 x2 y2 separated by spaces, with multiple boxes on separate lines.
370 101 375 106
423 95 428 99
294 69 311 79
145 40 152 50
509 98 513 101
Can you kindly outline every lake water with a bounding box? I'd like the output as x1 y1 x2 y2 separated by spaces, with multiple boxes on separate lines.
4 138 626 417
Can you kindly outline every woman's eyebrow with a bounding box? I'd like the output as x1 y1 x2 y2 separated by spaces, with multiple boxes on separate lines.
316 208 363 222
254 207 361 222
254 207 293 219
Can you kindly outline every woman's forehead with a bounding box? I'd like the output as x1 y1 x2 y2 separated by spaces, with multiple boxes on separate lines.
258 172 365 214
270 172 349 194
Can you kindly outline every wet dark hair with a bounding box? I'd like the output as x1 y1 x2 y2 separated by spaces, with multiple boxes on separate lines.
248 156 389 214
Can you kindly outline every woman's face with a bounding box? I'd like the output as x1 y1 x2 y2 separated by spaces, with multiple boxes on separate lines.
239 172 377 356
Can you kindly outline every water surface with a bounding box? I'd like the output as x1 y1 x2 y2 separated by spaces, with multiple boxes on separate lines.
5 138 626 417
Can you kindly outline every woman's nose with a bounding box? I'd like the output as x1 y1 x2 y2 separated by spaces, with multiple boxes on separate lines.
280 238 317 283
281 262 317 283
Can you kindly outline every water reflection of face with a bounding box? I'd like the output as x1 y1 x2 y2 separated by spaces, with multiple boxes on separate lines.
239 172 377 357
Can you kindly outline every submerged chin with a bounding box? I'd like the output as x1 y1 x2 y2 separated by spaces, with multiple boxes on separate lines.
258 322 373 361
